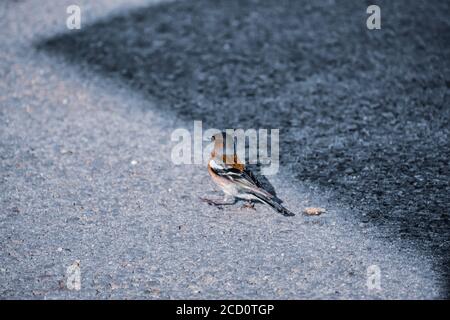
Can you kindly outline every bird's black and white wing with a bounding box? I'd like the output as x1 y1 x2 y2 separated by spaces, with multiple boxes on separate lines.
209 159 273 198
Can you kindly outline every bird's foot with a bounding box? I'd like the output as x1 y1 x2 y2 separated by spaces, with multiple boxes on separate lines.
241 201 256 210
199 196 235 207
199 197 221 206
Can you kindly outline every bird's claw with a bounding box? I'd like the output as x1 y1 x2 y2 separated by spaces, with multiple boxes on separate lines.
199 197 225 209
199 197 215 205
241 202 256 210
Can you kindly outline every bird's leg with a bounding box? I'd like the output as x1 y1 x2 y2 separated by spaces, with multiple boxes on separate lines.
241 201 256 210
200 195 236 206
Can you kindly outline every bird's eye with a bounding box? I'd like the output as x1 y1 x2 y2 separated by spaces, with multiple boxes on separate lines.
211 136 215 141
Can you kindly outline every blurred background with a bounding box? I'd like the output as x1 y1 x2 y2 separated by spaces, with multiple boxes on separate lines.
1 0 449 299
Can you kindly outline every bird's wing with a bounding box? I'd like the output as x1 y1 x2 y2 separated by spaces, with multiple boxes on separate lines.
243 167 265 189
218 155 262 187
209 159 274 198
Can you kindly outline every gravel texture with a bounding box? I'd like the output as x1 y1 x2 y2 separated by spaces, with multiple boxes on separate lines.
0 0 449 299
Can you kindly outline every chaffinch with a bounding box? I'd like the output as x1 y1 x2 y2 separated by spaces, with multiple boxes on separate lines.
201 132 295 217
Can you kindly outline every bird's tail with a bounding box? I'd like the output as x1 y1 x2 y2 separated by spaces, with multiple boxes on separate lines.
253 194 295 217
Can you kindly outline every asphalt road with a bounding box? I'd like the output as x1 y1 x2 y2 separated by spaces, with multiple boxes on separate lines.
0 0 448 299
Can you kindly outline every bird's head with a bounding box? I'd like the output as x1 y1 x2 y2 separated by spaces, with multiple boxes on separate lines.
210 131 235 157
210 131 234 143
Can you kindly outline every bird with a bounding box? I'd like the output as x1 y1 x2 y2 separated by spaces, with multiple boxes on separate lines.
201 132 295 216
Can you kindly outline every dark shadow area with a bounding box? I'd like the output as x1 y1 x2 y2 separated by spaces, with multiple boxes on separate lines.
37 0 450 291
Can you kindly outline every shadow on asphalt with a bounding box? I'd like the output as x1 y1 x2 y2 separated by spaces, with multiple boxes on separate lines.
37 0 450 292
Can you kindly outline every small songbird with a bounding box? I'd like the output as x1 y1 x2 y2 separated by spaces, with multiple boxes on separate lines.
201 132 295 216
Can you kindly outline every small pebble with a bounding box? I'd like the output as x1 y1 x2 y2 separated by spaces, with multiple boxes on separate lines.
303 207 326 215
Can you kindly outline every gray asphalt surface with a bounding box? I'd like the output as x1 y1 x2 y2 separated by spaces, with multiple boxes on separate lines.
1 0 448 299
